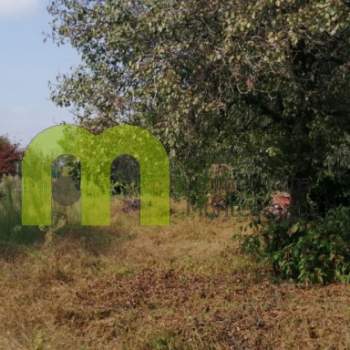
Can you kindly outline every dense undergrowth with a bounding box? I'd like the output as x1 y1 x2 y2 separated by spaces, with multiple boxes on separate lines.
243 207 350 284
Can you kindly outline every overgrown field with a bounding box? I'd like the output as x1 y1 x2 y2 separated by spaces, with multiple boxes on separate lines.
0 200 349 349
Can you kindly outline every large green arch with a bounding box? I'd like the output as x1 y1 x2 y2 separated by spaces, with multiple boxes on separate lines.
22 124 170 226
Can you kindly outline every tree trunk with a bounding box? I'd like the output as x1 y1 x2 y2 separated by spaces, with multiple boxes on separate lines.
290 177 310 218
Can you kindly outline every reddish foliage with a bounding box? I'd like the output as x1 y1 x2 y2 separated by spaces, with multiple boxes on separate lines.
265 192 292 219
0 137 22 177
271 192 291 208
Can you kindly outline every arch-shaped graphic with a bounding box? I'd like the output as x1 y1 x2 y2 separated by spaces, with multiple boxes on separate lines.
22 125 170 226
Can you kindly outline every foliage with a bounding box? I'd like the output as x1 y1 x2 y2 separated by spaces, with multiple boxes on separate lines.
47 0 350 213
0 136 21 178
243 207 350 284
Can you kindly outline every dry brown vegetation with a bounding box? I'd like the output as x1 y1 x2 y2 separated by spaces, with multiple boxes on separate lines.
0 200 349 349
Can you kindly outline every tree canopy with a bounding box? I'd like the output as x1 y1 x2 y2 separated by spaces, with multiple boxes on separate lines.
48 0 350 215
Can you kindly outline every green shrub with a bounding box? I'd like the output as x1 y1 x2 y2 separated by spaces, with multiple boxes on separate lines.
0 176 42 244
243 207 350 284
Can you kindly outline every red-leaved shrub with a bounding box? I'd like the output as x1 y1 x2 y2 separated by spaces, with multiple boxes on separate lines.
0 136 21 177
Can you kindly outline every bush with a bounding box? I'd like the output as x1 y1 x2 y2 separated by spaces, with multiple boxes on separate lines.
0 176 42 244
243 207 350 284
0 136 21 177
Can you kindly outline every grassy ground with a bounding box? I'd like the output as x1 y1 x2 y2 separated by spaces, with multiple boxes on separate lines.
0 200 349 349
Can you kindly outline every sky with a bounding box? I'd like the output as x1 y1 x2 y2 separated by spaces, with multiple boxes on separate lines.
0 0 80 146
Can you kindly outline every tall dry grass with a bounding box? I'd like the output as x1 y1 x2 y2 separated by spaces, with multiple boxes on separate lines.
0 198 349 349
0 176 42 244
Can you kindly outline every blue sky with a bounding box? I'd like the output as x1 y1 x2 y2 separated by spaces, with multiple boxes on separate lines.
0 0 80 146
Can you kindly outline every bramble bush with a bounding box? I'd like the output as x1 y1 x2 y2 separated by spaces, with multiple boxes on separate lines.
243 207 350 284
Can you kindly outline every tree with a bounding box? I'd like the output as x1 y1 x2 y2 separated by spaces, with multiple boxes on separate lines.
0 136 21 177
48 0 350 216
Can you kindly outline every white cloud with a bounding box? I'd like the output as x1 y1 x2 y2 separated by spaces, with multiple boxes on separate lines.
0 0 39 17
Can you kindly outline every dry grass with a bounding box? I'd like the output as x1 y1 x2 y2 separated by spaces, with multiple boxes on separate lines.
0 200 349 349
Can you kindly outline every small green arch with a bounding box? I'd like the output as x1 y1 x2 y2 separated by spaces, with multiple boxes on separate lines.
22 124 170 226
